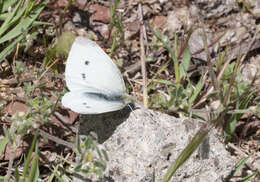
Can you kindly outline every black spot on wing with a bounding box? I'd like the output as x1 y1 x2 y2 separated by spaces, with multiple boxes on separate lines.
81 73 86 80
85 60 89 65
82 102 90 108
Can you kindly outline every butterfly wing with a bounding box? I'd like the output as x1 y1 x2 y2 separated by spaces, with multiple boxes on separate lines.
65 37 126 94
62 91 126 114
62 37 127 114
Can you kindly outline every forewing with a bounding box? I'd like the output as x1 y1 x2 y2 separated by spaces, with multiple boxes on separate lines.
65 37 126 95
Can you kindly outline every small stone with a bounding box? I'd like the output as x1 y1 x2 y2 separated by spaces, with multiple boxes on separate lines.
88 4 110 24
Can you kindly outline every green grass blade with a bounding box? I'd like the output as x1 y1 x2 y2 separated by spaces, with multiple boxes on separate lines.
188 74 204 105
2 1 28 32
235 155 251 173
225 88 257 141
152 79 176 87
0 0 24 36
148 59 171 91
0 10 51 28
27 149 39 182
51 166 68 182
24 0 35 18
32 20 53 26
237 172 257 182
173 32 180 83
162 126 209 182
47 165 59 182
0 34 23 61
0 137 9 154
239 89 257 110
22 131 38 182
150 26 180 83
0 0 17 13
0 1 46 44
0 16 32 44
179 47 191 80
14 167 20 182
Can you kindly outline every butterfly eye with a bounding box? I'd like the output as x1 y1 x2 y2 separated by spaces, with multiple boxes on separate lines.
85 60 89 65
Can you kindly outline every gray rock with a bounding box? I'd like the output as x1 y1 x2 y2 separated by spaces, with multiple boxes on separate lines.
188 28 212 61
76 106 236 182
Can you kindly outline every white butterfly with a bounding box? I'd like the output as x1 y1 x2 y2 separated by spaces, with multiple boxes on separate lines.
62 37 128 114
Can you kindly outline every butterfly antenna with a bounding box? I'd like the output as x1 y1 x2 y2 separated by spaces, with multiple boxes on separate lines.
127 103 134 112
127 103 137 119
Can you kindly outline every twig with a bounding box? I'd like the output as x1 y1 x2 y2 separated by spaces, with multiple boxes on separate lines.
194 30 258 108
4 145 15 182
0 72 64 86
3 115 75 150
138 3 148 108
123 29 260 81
201 27 220 98
37 58 60 82
53 111 78 133
223 30 257 105
123 61 141 75
193 46 238 108
227 142 259 172
39 129 75 149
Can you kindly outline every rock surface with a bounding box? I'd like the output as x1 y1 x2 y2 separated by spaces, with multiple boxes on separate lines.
77 106 237 182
